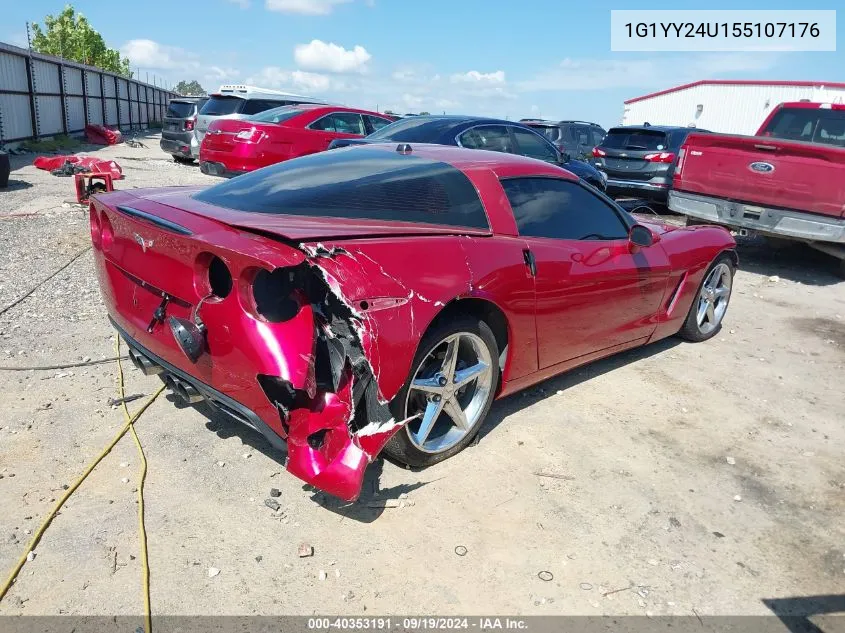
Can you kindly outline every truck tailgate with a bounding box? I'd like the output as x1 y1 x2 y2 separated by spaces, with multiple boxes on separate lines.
675 133 845 218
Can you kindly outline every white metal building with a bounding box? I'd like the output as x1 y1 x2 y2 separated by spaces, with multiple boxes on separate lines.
621 80 845 134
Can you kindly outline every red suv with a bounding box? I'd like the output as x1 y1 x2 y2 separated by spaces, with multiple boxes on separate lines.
199 105 396 176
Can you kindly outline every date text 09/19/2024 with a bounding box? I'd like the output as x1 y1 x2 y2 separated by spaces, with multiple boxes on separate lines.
307 617 528 630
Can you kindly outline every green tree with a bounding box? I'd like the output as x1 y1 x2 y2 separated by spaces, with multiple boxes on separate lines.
419 111 431 115
174 80 206 96
30 5 131 76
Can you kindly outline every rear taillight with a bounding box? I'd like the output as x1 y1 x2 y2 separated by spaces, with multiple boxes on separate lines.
643 151 676 163
592 147 606 157
675 147 687 177
235 127 266 144
89 205 101 248
184 116 196 131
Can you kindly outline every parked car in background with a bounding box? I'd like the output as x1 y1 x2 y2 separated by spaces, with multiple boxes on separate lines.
329 115 608 190
669 101 845 276
199 104 396 176
160 96 208 162
192 85 329 159
592 125 707 203
90 143 736 501
520 119 606 161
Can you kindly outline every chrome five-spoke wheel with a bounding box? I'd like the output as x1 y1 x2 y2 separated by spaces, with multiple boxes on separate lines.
404 332 493 454
696 262 732 335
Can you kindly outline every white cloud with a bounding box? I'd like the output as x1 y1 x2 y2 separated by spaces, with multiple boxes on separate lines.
518 53 779 92
265 0 351 15
228 0 250 7
246 67 332 94
121 39 239 90
450 70 506 85
294 39 371 74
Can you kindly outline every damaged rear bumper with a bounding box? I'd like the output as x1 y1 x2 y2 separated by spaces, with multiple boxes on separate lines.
112 319 404 502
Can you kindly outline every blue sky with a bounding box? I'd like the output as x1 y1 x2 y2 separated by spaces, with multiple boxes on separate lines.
4 1 842 127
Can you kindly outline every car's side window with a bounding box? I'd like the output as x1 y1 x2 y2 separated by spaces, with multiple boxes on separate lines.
502 177 629 241
365 115 393 133
309 114 337 132
510 128 559 163
331 112 366 135
458 125 513 153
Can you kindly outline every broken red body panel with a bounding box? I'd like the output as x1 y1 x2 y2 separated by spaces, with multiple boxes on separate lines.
89 144 736 501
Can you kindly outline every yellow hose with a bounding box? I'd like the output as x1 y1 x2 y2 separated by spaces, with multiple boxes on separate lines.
0 337 164 633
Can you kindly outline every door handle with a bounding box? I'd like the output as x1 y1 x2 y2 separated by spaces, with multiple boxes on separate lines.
523 249 536 277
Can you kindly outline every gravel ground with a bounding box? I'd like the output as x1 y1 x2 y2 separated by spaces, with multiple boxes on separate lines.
0 135 843 620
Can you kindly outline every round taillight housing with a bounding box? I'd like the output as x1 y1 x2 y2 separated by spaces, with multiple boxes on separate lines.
89 205 101 248
100 213 114 251
250 268 300 323
194 253 232 300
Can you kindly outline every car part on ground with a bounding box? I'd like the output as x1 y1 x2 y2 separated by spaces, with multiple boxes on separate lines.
85 124 123 146
0 151 10 188
199 104 395 176
33 155 123 180
161 96 208 162
593 125 708 204
90 143 736 501
669 101 845 277
192 85 330 159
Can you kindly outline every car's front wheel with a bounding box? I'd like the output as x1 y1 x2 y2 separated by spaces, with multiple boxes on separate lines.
383 316 499 468
678 253 735 342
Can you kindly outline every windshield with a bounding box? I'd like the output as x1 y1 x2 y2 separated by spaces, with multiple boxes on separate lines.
165 101 196 118
762 107 845 148
193 148 489 229
200 96 244 116
367 117 463 142
250 106 305 124
602 129 669 151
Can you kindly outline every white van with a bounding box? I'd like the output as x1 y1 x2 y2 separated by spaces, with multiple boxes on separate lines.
192 84 329 158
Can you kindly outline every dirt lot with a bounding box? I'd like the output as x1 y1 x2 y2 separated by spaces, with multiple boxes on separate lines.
0 134 843 618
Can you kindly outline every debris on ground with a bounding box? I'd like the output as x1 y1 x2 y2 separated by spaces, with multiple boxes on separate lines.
454 546 468 557
264 498 281 511
85 124 122 146
107 394 144 407
207 567 220 578
318 570 327 581
26 551 36 562
33 155 123 180
537 571 553 582
269 488 281 498
734 495 743 502
580 583 593 590
726 456 736 465
298 543 314 558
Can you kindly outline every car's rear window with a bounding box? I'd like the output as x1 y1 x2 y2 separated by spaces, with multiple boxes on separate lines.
602 129 669 151
526 124 560 142
250 106 305 124
166 101 196 118
366 117 462 142
200 96 244 116
193 148 489 229
761 107 845 148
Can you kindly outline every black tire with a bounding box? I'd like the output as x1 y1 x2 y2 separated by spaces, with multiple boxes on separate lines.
677 253 735 342
383 316 499 469
173 155 194 164
837 258 845 280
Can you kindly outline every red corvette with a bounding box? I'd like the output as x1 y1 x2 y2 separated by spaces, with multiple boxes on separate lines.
90 144 736 501
199 104 395 176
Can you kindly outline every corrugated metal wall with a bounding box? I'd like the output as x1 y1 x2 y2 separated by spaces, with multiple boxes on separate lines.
623 83 845 134
0 41 176 143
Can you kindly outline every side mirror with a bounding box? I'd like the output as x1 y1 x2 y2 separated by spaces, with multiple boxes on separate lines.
629 224 657 248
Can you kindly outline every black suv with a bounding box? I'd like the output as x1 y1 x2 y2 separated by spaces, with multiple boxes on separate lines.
520 119 606 161
592 125 708 204
160 96 208 162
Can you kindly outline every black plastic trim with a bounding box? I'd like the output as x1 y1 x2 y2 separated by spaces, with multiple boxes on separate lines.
114 205 193 235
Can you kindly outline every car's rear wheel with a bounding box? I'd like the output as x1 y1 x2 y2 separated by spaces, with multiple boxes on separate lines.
172 155 193 164
383 316 499 469
678 253 735 342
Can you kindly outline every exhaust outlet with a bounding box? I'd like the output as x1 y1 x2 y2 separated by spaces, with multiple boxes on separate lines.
128 346 164 375
164 373 205 404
